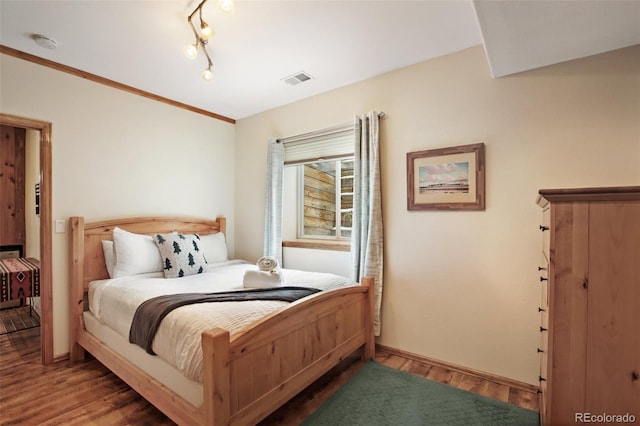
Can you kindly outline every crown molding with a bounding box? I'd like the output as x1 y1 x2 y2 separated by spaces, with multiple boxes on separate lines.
0 45 235 124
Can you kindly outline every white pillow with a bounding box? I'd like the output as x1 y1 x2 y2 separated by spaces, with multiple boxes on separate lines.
112 227 163 278
154 233 208 278
200 232 228 263
102 240 115 278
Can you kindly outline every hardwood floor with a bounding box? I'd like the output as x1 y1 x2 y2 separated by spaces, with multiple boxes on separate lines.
0 327 539 425
0 305 40 336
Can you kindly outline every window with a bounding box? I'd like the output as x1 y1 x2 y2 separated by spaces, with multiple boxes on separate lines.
280 123 355 246
298 158 353 240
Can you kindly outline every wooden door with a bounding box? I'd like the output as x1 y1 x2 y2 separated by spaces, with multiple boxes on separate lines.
586 200 640 416
0 125 26 251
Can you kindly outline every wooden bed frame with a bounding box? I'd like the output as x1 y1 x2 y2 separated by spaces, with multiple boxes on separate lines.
69 216 374 425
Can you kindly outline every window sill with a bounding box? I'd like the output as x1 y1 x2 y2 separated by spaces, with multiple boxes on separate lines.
282 240 351 252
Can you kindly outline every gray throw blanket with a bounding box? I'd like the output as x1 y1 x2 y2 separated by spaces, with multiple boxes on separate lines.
129 286 321 355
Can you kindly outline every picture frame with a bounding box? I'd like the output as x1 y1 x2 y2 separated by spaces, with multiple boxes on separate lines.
406 143 485 211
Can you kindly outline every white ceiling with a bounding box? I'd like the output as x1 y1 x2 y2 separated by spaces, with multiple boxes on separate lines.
1 1 639 121
474 0 640 77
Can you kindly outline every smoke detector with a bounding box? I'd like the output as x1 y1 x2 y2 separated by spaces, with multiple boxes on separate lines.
32 34 57 50
282 71 314 86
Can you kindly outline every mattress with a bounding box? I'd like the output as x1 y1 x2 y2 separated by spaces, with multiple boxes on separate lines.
83 311 204 406
87 261 355 384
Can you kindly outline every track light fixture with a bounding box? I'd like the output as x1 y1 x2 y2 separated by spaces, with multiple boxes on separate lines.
184 0 234 81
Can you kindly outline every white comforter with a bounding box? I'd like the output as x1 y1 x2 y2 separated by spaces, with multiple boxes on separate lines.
88 260 355 382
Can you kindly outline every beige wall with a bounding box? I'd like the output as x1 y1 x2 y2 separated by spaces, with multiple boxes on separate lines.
0 53 236 357
25 128 40 259
25 129 41 314
235 45 640 385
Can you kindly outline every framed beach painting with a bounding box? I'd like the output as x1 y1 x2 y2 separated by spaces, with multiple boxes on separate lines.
406 143 485 211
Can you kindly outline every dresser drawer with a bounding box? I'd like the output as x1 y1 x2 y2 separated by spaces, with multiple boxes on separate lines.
538 248 549 310
539 313 549 388
541 206 550 263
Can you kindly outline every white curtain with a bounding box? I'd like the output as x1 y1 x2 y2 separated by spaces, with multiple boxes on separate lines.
263 138 284 263
351 111 384 336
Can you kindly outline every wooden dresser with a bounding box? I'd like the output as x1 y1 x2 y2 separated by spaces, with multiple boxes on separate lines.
536 186 640 425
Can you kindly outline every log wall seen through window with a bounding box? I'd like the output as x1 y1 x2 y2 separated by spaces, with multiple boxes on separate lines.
302 159 353 238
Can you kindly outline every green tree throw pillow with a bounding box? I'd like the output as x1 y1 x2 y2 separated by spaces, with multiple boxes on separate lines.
154 233 208 278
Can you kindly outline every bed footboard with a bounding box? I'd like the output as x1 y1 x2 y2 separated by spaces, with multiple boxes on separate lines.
202 277 375 425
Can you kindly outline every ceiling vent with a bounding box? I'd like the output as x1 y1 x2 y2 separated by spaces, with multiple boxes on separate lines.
282 71 314 86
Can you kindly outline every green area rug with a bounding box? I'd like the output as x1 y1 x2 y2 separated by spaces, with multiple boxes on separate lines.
303 360 540 426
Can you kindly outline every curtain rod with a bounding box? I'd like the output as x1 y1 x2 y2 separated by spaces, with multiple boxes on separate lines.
277 111 385 144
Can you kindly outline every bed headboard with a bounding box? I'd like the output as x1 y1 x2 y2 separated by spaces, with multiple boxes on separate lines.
70 216 226 291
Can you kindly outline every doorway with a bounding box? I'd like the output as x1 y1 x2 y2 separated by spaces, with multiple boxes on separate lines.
0 113 53 365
